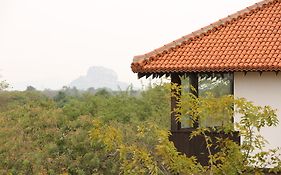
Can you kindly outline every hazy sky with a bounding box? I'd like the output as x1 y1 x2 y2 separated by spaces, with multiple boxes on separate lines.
0 0 260 90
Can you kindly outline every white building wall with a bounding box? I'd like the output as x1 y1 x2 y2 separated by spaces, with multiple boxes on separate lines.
234 72 281 149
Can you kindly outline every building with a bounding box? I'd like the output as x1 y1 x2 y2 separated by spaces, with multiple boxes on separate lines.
131 0 281 164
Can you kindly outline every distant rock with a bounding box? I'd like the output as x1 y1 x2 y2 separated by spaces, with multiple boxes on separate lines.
69 66 129 90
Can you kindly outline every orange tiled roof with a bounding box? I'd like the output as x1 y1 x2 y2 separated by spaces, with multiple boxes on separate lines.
131 0 281 74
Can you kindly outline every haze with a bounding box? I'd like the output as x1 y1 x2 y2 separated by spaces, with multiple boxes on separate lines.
0 0 259 90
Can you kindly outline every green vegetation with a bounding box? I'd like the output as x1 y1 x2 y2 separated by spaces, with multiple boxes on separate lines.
0 81 280 174
0 84 170 174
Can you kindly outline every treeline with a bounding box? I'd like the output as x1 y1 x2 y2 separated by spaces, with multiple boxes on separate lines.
0 80 280 174
0 85 170 174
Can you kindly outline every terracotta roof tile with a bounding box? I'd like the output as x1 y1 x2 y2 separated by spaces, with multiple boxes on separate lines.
131 0 281 73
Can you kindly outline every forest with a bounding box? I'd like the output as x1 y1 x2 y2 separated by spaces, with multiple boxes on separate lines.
0 79 280 175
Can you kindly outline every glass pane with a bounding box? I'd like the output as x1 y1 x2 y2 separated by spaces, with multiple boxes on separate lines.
199 74 232 97
180 73 233 128
180 76 193 128
199 74 233 127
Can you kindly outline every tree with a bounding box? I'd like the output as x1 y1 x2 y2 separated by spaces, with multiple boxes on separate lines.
90 89 281 174
0 80 9 91
0 84 280 174
26 85 36 91
86 87 96 94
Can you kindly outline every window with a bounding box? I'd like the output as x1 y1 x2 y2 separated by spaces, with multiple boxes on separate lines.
180 73 233 128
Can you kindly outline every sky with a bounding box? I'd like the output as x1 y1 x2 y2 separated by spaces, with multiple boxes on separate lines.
0 0 260 90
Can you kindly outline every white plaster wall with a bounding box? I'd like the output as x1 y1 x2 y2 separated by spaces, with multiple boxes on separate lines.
234 72 281 150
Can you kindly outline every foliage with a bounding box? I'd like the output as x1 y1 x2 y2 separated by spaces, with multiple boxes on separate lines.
89 99 281 174
0 80 9 91
0 84 170 174
171 83 281 174
90 119 203 175
0 96 98 174
0 82 280 174
26 85 37 91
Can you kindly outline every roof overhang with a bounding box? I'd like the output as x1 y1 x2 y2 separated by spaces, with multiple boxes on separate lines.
131 0 281 77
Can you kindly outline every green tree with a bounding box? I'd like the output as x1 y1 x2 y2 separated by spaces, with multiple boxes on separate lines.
0 85 171 174
26 85 37 91
0 80 8 91
90 89 281 174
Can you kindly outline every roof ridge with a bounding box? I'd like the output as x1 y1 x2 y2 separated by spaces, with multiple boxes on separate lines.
132 0 278 65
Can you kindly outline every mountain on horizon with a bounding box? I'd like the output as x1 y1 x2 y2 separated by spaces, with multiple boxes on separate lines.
69 66 129 90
